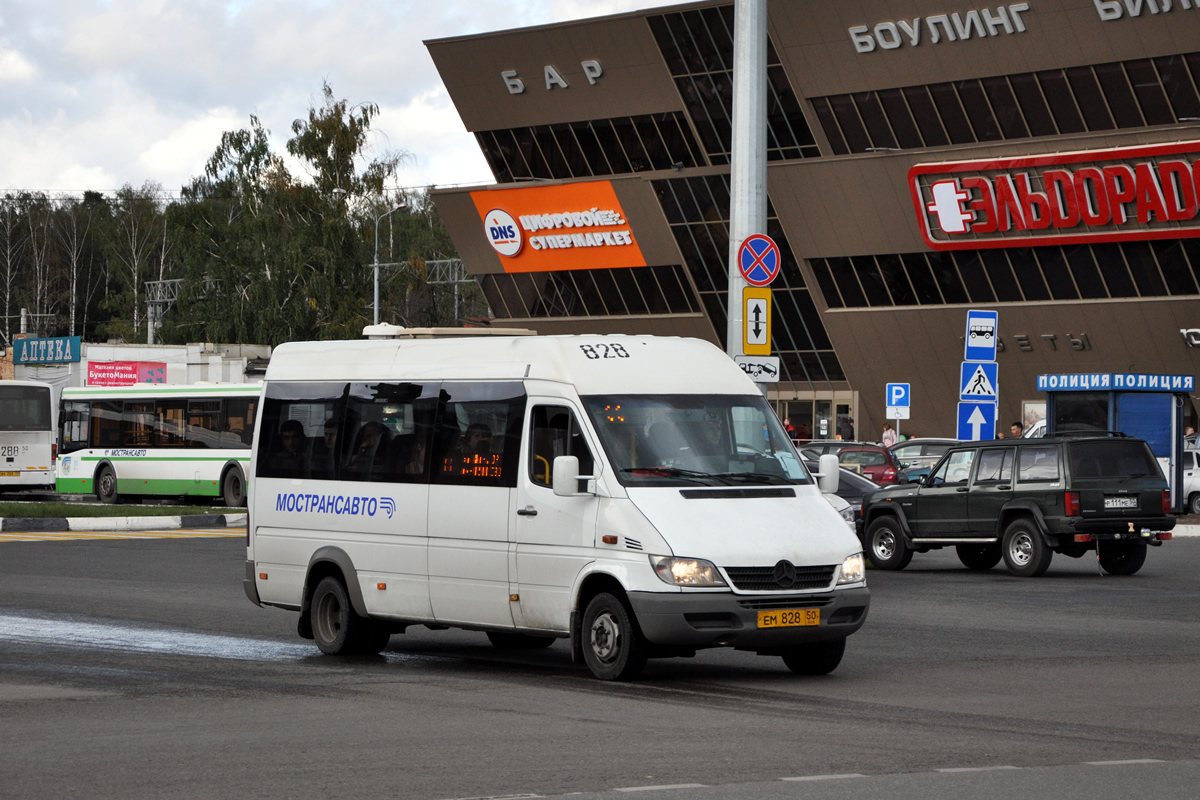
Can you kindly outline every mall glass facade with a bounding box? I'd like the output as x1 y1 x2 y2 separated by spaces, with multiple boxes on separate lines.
427 0 1200 440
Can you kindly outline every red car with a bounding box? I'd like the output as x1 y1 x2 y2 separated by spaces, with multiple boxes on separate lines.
834 445 902 485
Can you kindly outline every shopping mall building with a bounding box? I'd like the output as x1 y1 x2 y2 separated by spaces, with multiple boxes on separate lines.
427 0 1200 442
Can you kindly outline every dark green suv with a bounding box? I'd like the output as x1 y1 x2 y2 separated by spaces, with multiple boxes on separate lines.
861 434 1175 577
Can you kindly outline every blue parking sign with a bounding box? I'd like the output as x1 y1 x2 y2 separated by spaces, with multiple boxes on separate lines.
964 310 998 362
886 383 910 408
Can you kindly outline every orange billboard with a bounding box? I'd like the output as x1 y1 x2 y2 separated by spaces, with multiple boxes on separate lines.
470 181 647 273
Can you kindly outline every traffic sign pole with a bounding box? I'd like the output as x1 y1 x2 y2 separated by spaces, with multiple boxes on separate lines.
725 0 767 364
886 382 910 440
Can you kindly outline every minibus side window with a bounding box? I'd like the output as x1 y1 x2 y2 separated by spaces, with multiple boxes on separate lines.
257 383 348 480
432 382 526 488
529 405 595 488
340 382 438 483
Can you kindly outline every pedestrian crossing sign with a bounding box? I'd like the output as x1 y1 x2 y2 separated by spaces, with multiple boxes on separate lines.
960 361 998 401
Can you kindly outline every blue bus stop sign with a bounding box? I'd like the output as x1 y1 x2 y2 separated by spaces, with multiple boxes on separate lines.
964 309 998 362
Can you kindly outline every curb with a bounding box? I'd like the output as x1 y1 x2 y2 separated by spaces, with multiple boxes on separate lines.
0 513 247 533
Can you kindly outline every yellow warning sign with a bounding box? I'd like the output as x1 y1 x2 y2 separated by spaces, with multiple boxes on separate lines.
743 287 771 356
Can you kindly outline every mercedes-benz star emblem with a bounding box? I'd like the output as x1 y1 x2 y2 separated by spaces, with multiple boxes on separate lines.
772 560 797 588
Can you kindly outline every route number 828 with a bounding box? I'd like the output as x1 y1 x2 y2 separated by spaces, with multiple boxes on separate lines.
579 344 630 360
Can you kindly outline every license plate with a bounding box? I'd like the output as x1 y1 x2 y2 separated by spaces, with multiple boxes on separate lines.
1104 495 1138 509
0 471 17 477
757 608 820 628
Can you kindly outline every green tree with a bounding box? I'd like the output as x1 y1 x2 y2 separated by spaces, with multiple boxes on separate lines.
165 82 412 345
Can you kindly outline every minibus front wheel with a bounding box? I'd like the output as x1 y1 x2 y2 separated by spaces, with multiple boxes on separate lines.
311 576 390 656
581 592 647 681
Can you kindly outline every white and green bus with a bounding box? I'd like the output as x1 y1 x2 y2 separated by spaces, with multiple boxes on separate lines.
56 383 260 506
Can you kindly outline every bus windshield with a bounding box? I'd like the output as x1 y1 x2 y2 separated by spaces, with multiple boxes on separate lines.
0 384 51 431
582 394 810 487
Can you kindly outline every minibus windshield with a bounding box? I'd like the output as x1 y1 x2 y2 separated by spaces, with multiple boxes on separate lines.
582 394 811 487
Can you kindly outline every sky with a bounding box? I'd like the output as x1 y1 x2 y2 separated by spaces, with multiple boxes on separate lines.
0 0 680 198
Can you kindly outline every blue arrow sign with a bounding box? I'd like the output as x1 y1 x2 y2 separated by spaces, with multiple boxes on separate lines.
886 383 910 408
964 309 998 362
957 401 996 441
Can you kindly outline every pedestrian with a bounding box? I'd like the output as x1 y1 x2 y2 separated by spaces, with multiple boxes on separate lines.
881 422 898 448
839 416 855 442
783 417 797 440
996 432 1006 440
1011 421 1024 439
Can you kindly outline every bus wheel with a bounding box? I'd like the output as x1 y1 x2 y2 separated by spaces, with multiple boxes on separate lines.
221 468 246 507
311 576 388 655
96 466 119 505
581 592 647 681
781 638 846 675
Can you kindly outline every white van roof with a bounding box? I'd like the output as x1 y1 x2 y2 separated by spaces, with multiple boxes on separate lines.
265 335 757 396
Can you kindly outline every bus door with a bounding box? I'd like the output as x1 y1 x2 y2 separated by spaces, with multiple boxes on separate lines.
427 382 525 628
512 401 600 632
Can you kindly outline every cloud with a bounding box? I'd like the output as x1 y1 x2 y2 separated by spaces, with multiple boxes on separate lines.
0 1 681 195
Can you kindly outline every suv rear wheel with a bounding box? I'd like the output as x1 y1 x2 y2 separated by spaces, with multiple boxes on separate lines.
1001 519 1052 577
866 516 912 570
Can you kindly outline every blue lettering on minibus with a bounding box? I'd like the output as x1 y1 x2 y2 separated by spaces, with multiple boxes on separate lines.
274 492 395 519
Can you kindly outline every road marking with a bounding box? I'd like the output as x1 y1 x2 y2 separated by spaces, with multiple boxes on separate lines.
614 785 707 792
781 774 866 781
936 766 1020 773
0 528 242 542
1086 759 1165 765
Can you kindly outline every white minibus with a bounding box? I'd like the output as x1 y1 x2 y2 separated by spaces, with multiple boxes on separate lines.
245 335 869 680
0 380 56 492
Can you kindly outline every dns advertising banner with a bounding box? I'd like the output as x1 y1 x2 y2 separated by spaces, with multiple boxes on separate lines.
470 180 647 273
910 140 1200 251
87 361 167 386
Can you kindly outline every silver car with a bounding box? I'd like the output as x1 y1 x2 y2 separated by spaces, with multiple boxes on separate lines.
889 437 959 479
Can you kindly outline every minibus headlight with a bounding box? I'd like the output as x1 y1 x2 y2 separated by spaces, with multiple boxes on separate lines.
837 553 865 585
650 556 727 587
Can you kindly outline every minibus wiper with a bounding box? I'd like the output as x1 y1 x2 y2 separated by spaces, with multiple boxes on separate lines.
708 472 794 485
622 466 723 483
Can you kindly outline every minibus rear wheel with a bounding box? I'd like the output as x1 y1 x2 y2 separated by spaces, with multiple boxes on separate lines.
311 576 389 655
781 638 845 675
581 592 647 681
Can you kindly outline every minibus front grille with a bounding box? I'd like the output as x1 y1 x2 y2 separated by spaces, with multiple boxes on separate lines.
723 565 836 591
736 596 835 610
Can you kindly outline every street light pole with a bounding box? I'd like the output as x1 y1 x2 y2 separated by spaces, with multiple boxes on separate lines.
373 203 408 326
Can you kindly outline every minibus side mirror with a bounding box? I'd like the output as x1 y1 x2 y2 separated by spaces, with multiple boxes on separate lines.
815 453 840 494
552 455 595 497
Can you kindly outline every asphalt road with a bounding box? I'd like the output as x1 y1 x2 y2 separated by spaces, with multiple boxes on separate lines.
1 532 1198 799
